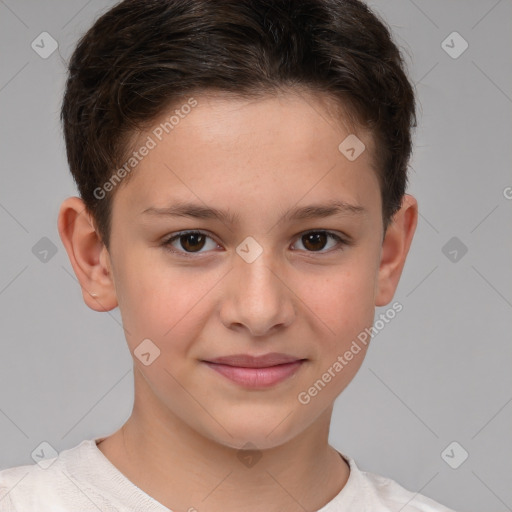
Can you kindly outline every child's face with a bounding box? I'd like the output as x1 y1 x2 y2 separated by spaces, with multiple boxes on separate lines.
99 90 403 449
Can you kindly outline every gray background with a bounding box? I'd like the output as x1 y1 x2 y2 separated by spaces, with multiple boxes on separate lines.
0 1 511 511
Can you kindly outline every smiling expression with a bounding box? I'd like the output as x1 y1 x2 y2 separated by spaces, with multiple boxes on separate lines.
103 89 387 449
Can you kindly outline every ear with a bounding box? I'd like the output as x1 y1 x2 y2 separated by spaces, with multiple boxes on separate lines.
375 194 418 307
57 196 118 312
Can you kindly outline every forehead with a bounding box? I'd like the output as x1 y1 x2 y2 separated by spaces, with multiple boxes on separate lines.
114 90 381 222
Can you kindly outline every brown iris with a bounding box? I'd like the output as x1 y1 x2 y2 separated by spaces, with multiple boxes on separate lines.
301 232 328 251
179 232 207 252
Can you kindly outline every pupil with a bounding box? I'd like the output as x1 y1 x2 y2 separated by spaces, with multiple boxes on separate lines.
303 232 326 251
182 233 205 252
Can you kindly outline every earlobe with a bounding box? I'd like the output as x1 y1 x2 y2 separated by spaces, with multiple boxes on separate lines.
374 194 418 307
57 196 118 312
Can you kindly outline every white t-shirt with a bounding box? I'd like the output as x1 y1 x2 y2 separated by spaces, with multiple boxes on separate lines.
0 437 456 512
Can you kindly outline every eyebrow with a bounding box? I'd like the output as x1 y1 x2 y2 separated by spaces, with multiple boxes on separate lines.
141 199 366 224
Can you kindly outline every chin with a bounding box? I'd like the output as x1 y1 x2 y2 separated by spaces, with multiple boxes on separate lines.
196 413 304 452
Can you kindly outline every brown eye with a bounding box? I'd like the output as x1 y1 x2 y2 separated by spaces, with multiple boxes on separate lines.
302 232 328 251
163 231 217 255
162 229 347 258
292 231 346 253
178 232 206 252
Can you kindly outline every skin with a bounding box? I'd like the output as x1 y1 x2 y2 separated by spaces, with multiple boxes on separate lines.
58 89 417 512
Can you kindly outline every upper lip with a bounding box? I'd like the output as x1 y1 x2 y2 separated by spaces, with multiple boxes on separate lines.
204 353 305 368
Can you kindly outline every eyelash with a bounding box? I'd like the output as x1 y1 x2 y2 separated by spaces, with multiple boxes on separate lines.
161 229 349 258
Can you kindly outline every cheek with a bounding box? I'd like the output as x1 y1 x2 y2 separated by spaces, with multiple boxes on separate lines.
294 265 376 399
301 263 376 339
115 255 223 350
294 269 375 405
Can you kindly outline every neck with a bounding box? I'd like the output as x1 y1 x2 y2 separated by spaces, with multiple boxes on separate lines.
97 367 350 512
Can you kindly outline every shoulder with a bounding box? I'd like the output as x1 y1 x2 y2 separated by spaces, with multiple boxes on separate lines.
340 454 458 512
0 457 62 511
0 463 31 512
364 470 456 511
0 439 117 511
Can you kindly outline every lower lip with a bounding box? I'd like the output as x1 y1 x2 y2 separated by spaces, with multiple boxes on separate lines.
203 360 304 388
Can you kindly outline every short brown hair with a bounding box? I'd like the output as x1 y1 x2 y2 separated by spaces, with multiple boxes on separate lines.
61 0 417 250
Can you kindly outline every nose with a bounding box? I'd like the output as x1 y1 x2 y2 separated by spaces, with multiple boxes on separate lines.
219 246 296 337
